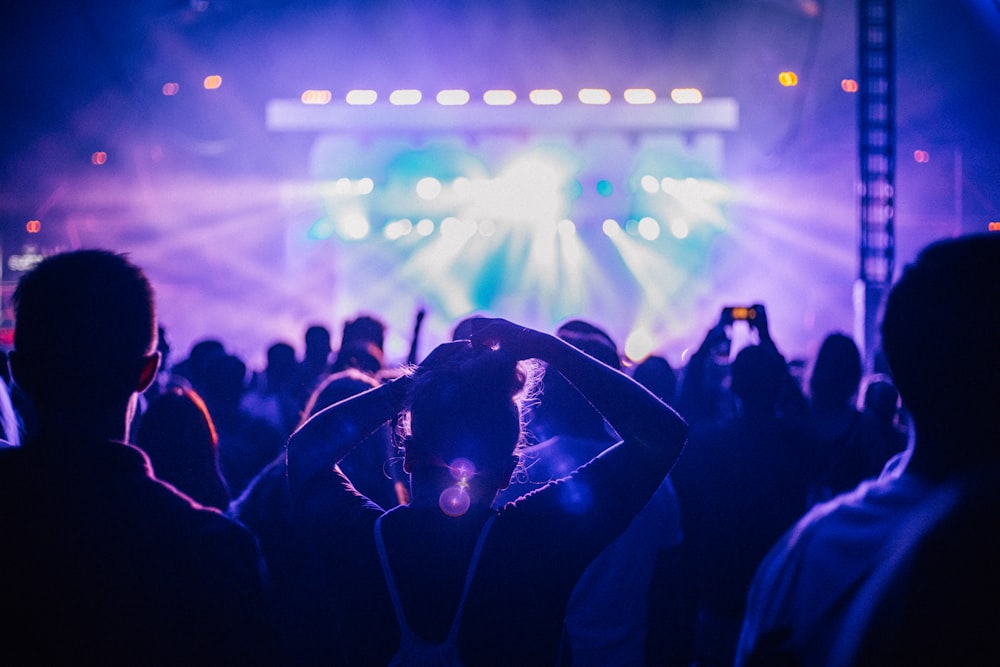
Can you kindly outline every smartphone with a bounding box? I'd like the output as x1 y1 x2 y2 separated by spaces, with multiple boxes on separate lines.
721 306 758 324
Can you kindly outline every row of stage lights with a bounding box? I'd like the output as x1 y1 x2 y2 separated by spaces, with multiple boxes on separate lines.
164 72 861 100
319 213 691 243
298 87 705 106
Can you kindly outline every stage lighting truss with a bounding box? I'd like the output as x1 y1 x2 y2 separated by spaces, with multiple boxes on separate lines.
267 89 738 134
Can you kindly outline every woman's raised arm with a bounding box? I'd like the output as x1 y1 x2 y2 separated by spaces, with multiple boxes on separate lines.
468 318 688 461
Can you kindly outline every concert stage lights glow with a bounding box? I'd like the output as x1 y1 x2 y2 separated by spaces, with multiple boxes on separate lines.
670 88 703 104
624 88 656 104
483 90 517 105
529 89 563 105
389 89 422 105
437 90 471 106
346 89 378 105
579 88 612 105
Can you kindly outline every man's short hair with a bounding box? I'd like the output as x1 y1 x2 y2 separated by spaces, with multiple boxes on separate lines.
880 233 999 432
13 249 157 404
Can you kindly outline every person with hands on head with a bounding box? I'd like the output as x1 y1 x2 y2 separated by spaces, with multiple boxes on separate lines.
283 317 688 666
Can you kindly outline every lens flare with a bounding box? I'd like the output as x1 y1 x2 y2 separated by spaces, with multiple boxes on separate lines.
439 485 471 517
439 458 476 517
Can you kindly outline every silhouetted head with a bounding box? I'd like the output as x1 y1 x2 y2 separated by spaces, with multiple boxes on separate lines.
556 319 621 370
731 344 786 413
302 368 380 425
134 386 229 510
11 249 159 412
880 233 999 452
808 332 862 410
332 315 385 374
862 374 900 424
303 325 332 363
401 343 536 500
177 338 226 393
265 342 297 388
632 355 678 405
529 319 618 441
341 314 385 352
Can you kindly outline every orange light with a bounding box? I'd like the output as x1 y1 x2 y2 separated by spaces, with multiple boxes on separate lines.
779 71 798 87
914 150 930 163
841 79 858 93
203 75 222 90
301 89 332 105
989 221 1000 232
162 82 180 96
26 220 41 233
91 151 108 165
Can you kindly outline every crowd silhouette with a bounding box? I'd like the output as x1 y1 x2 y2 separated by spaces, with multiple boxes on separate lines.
0 233 995 665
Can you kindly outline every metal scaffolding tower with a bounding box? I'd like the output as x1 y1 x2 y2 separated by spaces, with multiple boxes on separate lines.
856 0 896 373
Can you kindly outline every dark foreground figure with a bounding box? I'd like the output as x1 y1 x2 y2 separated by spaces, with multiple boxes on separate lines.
0 250 273 664
737 233 1000 666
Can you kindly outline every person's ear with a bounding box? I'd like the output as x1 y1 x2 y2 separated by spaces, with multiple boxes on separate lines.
136 351 161 393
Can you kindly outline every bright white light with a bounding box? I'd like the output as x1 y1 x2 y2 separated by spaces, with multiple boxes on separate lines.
478 219 496 237
624 88 656 104
436 89 470 106
452 177 472 197
416 218 435 236
440 216 475 238
602 219 622 238
389 89 422 105
625 329 656 362
670 88 704 104
476 152 573 224
641 175 660 193
346 89 377 105
334 178 352 195
578 88 611 104
558 219 577 236
357 178 374 195
338 213 370 240
638 217 661 240
416 177 442 200
670 219 690 239
384 218 413 240
529 89 563 105
483 90 517 105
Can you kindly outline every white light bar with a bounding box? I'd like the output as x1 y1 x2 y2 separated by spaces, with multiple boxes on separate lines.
266 97 739 133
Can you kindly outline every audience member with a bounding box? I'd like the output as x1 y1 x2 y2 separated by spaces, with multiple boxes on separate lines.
293 323 333 405
232 367 402 663
330 313 387 376
736 233 1000 666
631 353 678 405
860 373 908 462
0 249 272 664
281 317 688 664
672 341 815 667
133 385 232 511
804 332 896 502
201 351 285 499
242 341 302 438
169 336 226 396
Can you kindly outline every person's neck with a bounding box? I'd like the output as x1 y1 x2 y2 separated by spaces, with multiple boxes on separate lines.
407 468 499 514
33 401 132 444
